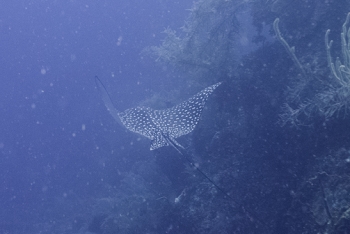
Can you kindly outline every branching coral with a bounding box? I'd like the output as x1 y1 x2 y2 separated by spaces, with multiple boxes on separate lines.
276 13 350 125
326 13 350 86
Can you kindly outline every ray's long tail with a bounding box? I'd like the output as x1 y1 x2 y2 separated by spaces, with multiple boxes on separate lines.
164 133 268 228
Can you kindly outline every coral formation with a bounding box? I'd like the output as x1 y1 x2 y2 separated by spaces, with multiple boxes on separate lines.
278 12 350 125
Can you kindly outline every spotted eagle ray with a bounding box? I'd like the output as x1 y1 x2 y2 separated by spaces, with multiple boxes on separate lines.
95 76 221 150
95 76 266 226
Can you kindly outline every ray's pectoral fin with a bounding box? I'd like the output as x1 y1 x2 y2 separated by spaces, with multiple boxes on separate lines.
95 76 123 127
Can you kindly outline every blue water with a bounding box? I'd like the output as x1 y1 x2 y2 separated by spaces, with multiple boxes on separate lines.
0 0 191 231
1 1 350 233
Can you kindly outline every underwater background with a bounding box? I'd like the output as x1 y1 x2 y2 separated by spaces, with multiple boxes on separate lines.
1 0 350 233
